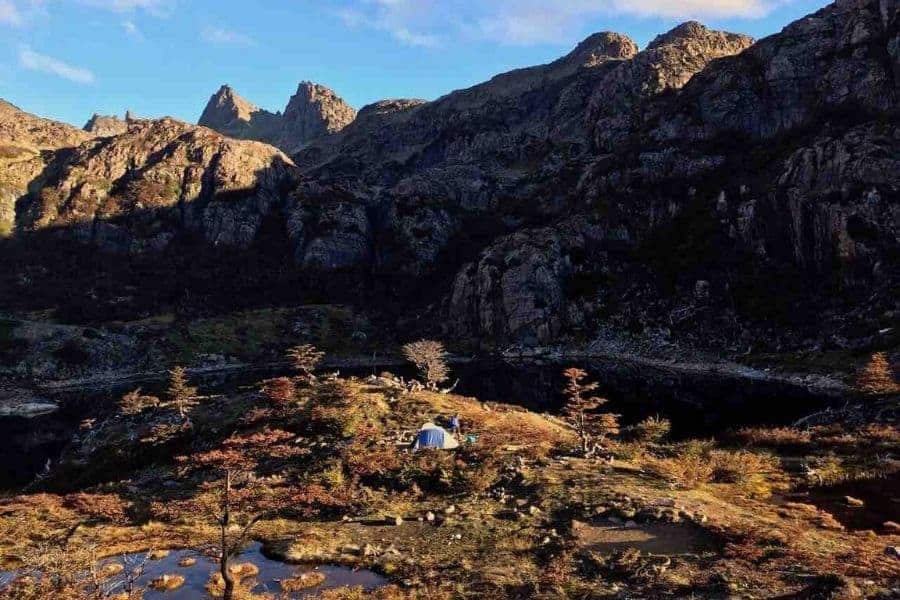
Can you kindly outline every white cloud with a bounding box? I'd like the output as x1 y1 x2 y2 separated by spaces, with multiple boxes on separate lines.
0 0 23 26
611 0 773 19
19 46 95 83
201 25 255 47
335 1 442 48
335 0 780 46
391 26 439 48
122 19 142 39
78 0 173 17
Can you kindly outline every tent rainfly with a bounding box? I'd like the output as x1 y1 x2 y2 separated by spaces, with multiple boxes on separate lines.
413 423 459 450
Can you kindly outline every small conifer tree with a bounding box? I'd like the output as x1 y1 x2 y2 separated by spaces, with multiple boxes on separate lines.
166 366 199 422
286 344 325 384
118 388 160 416
856 352 899 394
561 367 611 456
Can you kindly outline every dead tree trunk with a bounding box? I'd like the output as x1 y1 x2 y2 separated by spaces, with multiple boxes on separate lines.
219 470 235 600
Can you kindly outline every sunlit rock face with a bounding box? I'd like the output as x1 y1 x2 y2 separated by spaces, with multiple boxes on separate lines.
83 113 129 138
15 117 300 253
199 82 356 153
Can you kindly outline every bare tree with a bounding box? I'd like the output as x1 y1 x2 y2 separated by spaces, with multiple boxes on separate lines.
286 344 325 384
856 352 899 394
402 340 450 390
190 445 288 600
561 367 611 456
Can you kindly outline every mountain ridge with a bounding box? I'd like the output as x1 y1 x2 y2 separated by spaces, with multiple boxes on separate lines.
198 81 356 153
0 4 896 359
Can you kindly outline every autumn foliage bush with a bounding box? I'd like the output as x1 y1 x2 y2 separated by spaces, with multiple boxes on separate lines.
60 493 129 525
260 376 296 408
633 415 671 443
287 344 325 383
645 445 715 490
118 388 160 416
645 440 785 496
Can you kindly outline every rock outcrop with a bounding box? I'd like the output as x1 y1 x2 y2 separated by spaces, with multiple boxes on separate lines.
0 100 94 237
280 82 357 152
83 113 129 137
16 117 300 252
447 219 606 346
199 82 356 153
198 85 282 146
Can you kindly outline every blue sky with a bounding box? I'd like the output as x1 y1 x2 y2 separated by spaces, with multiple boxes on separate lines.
2 0 827 127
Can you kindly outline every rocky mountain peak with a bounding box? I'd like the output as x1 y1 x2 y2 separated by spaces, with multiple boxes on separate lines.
648 21 707 49
565 31 639 66
646 21 754 52
83 113 128 137
280 81 356 151
199 84 264 131
198 81 355 153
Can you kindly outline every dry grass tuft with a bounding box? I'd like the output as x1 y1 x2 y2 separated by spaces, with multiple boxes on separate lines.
280 571 326 591
229 561 260 579
148 574 185 590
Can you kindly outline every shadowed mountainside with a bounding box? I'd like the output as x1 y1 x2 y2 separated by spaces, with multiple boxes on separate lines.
0 1 897 360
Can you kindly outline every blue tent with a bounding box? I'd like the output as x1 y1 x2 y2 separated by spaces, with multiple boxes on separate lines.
413 423 459 450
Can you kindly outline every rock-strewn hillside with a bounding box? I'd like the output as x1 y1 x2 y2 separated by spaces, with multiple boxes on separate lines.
428 1 898 352
0 100 93 152
16 117 300 252
0 100 95 236
199 82 356 153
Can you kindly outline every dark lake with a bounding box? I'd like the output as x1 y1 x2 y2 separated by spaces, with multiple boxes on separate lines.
0 358 844 490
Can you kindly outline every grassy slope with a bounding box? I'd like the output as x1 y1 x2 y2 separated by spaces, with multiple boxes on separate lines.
0 376 897 599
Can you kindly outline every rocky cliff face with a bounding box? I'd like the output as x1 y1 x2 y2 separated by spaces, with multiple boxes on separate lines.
198 82 355 153
457 0 899 351
441 2 897 351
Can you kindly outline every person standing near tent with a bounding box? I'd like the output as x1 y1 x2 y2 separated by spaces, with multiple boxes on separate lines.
449 413 461 438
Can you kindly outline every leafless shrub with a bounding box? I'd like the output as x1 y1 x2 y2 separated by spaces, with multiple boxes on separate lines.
402 340 449 390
